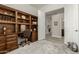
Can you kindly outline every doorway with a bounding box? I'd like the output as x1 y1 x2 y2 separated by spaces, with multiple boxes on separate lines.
45 8 64 41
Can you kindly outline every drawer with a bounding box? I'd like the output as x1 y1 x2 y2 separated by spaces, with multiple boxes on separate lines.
0 36 5 44
6 37 17 42
7 41 18 51
6 34 17 38
0 44 6 51
0 43 5 47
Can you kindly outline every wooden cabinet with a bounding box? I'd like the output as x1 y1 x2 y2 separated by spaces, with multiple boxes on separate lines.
31 16 38 42
0 34 18 53
31 31 38 42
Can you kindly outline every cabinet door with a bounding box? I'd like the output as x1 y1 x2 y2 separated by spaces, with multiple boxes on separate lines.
6 36 17 42
0 36 6 53
6 34 18 51
0 36 5 44
7 41 18 51
31 31 37 42
0 43 6 51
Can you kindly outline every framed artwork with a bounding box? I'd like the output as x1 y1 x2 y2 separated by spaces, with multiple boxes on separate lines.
54 21 58 26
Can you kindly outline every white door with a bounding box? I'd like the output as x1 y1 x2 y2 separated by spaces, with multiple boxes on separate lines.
64 5 79 47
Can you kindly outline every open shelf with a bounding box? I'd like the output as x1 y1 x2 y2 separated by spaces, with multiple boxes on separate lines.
17 23 30 25
0 13 15 17
17 13 30 25
17 19 30 24
0 20 16 24
18 18 29 20
32 24 37 26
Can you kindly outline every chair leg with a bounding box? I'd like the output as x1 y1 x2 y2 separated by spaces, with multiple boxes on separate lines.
25 38 30 45
27 41 30 45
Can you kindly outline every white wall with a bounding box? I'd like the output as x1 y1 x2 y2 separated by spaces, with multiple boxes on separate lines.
38 10 45 40
45 15 52 35
5 4 38 16
51 13 64 38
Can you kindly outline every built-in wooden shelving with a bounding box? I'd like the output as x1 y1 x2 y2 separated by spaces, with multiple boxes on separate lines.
0 4 38 53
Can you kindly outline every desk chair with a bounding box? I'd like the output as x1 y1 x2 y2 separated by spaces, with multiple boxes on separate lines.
18 30 32 47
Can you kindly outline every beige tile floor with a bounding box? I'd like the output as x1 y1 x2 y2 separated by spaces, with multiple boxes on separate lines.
7 35 79 54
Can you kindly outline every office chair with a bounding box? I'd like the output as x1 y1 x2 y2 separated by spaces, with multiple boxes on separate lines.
18 29 32 47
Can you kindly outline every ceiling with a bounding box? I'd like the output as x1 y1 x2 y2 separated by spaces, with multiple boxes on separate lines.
30 4 47 9
46 8 64 16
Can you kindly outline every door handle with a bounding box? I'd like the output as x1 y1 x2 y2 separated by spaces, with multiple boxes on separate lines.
75 30 78 32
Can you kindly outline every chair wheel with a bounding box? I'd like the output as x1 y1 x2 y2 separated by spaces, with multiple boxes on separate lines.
26 41 30 45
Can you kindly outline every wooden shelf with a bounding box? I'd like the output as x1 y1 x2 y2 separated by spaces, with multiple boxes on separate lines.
0 13 15 18
32 19 37 21
32 24 37 26
0 20 16 24
17 23 30 25
18 18 29 20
